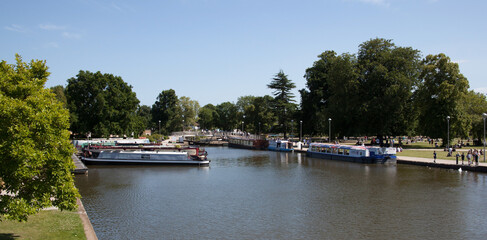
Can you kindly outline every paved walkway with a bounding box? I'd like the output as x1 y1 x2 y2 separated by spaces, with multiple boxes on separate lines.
72 154 88 174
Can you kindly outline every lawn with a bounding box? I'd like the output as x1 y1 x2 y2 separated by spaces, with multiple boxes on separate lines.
397 148 486 162
0 209 85 240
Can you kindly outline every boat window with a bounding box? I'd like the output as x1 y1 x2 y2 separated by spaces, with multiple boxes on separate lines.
332 148 337 154
344 149 350 155
338 149 343 155
141 154 150 159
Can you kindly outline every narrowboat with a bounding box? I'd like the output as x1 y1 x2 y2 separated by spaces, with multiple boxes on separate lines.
81 147 209 165
306 143 396 164
227 137 269 150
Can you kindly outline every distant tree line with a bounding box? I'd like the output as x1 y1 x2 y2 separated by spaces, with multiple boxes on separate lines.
51 38 487 145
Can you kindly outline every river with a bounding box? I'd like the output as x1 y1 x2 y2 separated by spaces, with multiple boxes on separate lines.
75 147 487 239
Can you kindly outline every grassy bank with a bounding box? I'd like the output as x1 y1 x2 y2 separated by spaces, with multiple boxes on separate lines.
397 149 486 162
0 209 85 240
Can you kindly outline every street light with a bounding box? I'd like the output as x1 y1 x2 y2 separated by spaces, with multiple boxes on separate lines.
300 120 303 142
182 114 185 132
158 120 161 135
483 113 487 162
291 120 294 140
328 118 332 143
447 116 450 150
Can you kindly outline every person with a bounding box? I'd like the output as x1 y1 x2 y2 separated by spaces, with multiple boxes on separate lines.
456 152 460 165
433 151 437 163
461 152 465 165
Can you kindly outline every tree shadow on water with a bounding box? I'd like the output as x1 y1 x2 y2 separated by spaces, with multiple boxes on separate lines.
0 233 19 240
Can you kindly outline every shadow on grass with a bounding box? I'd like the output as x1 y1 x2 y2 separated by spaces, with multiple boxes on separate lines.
0 233 19 240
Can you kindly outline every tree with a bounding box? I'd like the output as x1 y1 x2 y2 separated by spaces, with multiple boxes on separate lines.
0 55 79 221
152 89 182 134
461 91 487 141
198 104 218 130
179 96 200 129
66 71 140 137
134 105 152 135
415 53 469 146
50 85 67 108
357 38 421 141
215 102 239 131
268 70 296 138
301 51 360 138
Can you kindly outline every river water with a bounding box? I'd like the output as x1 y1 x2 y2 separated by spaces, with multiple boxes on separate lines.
75 147 487 240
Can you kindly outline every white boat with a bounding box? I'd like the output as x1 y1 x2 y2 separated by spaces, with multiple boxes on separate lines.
268 140 293 152
307 143 396 164
81 149 210 165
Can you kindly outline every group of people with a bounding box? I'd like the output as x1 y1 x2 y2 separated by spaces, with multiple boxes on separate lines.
454 149 484 166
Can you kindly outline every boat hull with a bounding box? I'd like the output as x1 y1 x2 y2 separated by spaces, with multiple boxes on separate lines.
81 157 210 166
306 151 396 164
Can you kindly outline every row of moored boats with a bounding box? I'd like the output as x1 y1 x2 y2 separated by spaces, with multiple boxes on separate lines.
78 138 397 166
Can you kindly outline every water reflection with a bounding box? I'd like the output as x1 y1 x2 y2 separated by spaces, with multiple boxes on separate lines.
76 147 487 240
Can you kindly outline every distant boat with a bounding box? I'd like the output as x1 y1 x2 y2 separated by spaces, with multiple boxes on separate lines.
268 140 293 152
227 137 268 150
307 143 396 164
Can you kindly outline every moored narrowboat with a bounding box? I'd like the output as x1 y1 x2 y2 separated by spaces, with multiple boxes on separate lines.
306 143 396 164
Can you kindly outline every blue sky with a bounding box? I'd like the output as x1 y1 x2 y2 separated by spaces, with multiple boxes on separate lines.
1 0 486 107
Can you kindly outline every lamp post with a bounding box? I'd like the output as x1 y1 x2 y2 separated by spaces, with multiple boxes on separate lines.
447 116 450 150
291 120 294 140
483 113 487 162
182 114 185 132
328 118 332 143
158 120 161 135
300 120 303 142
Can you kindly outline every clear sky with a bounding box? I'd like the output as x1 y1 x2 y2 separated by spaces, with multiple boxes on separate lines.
1 0 486 107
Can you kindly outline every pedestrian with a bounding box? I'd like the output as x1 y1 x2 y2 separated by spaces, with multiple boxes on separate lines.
461 152 465 165
456 152 460 165
433 151 437 163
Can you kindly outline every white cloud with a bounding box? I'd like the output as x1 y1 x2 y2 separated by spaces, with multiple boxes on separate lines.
358 0 390 7
4 24 27 33
62 32 81 39
39 24 66 30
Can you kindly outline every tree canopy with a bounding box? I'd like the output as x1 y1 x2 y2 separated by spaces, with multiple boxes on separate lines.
0 55 79 221
66 71 140 138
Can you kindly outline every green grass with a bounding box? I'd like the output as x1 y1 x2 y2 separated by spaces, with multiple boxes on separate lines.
0 209 85 240
397 148 486 162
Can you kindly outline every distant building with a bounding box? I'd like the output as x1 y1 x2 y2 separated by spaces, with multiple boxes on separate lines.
142 129 151 136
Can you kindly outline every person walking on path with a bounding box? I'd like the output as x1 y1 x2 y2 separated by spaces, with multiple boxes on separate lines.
461 152 465 165
433 151 437 163
456 152 460 165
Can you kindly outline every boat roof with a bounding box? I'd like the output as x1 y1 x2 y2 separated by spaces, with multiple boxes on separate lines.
309 143 367 151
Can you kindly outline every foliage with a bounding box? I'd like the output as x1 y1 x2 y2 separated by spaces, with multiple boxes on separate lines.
461 91 487 140
267 70 296 138
415 53 469 146
215 102 239 131
66 70 140 138
357 38 421 139
0 55 79 221
134 105 152 135
198 104 218 130
49 85 67 108
152 89 182 134
179 96 200 129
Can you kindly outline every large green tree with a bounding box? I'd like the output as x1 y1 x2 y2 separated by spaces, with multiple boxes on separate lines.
198 104 219 130
215 102 239 131
179 96 200 129
357 38 421 141
301 51 360 138
50 85 67 108
415 53 469 145
66 71 140 137
0 55 79 221
152 89 182 134
268 70 296 138
461 90 487 141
